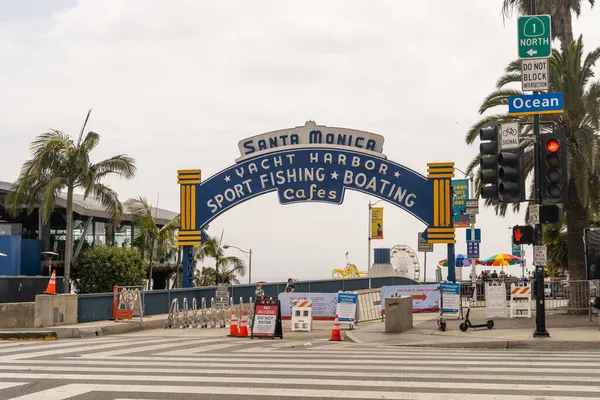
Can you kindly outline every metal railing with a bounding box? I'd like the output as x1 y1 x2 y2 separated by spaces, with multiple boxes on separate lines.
356 289 383 323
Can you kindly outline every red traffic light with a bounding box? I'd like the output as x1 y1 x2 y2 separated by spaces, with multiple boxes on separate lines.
546 139 560 153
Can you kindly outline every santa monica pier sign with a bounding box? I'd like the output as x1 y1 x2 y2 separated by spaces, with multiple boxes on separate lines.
176 121 457 287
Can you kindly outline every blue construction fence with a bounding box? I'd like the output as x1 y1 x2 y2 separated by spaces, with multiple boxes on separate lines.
77 276 418 323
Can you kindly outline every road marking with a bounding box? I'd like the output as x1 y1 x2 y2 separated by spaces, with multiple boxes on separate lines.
0 372 598 393
6 358 599 374
70 355 600 367
0 382 27 390
155 340 263 356
7 383 596 400
85 338 230 357
0 337 139 354
0 337 177 360
0 364 596 383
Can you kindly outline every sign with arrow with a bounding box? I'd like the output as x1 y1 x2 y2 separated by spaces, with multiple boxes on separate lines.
518 15 552 59
379 284 440 312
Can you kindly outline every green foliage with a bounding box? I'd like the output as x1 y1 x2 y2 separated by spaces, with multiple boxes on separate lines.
194 236 246 285
73 246 146 294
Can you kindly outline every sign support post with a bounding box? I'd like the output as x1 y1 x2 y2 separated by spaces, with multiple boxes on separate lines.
526 0 549 338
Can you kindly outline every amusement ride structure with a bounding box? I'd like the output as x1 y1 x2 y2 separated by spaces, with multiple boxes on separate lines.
332 245 420 281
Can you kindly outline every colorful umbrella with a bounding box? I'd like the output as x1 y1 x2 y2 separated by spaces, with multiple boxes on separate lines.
480 253 523 266
438 254 482 267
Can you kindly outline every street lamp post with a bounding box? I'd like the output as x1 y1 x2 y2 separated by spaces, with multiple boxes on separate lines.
223 245 252 284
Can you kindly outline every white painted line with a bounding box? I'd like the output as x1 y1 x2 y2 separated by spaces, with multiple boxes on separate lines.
155 339 264 356
0 337 139 354
0 372 598 393
7 383 595 400
72 355 600 367
0 364 597 383
0 337 177 360
7 359 600 374
86 338 230 357
0 382 27 390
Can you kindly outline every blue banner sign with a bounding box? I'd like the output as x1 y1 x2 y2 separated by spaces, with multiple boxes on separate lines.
336 292 358 323
194 148 435 228
451 179 470 228
466 228 481 242
508 92 564 116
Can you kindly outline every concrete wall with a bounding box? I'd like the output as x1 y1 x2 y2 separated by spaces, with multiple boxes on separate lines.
0 302 35 328
384 296 413 333
35 294 78 328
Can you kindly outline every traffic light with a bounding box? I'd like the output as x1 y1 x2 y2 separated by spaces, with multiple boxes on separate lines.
498 148 526 203
479 124 499 200
540 131 568 204
512 225 534 245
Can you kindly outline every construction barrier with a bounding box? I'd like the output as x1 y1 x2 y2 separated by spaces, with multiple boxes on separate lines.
510 283 532 318
113 285 144 322
291 299 313 332
356 289 383 323
164 296 255 329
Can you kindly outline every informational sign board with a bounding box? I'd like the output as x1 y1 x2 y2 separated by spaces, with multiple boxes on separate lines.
533 245 547 266
485 282 507 318
214 284 229 308
278 292 338 320
335 292 358 324
467 240 480 259
441 282 460 314
451 179 470 228
521 59 549 91
466 228 481 242
527 204 540 225
518 15 552 59
508 93 564 116
500 122 520 150
380 285 440 313
371 207 384 239
251 299 283 339
418 232 434 252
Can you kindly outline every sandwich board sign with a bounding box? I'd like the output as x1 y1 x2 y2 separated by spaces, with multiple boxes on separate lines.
335 291 358 326
251 298 283 339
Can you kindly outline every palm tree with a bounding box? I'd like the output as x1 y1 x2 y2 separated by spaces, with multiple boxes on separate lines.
125 196 180 290
501 0 595 44
4 111 136 292
465 37 600 281
194 236 246 285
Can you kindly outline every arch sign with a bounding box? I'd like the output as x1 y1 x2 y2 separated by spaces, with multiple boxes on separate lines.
177 121 457 287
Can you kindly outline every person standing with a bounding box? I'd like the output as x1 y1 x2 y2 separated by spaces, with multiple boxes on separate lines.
284 278 295 293
254 282 265 301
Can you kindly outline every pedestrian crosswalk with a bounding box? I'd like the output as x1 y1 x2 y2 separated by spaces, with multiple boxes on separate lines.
1 334 599 399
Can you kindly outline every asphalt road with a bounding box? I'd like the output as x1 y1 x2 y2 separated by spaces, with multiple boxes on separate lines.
1 326 599 399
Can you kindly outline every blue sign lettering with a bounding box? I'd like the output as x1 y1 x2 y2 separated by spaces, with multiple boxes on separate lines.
508 92 564 116
195 148 434 228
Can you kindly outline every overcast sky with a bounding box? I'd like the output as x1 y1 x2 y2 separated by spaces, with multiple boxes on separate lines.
1 1 599 283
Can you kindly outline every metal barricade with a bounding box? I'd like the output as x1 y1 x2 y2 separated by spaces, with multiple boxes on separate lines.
356 289 382 323
460 282 486 308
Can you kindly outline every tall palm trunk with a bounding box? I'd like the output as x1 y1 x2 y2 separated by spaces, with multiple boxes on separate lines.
63 187 74 293
565 174 589 310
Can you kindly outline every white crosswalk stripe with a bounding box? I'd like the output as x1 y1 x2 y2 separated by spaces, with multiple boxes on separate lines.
0 335 599 399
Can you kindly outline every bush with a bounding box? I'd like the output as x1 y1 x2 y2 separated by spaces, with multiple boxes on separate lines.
73 246 146 294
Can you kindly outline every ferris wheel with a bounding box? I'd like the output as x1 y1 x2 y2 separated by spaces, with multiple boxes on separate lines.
390 245 421 281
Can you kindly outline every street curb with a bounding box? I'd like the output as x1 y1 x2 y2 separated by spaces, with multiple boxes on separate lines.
343 331 363 344
386 339 600 350
0 331 57 341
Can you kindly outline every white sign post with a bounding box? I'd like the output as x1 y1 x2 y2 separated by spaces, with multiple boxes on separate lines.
521 59 549 91
533 245 547 266
500 123 520 150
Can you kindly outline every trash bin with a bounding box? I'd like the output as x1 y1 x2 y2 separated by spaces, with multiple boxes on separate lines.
384 296 413 333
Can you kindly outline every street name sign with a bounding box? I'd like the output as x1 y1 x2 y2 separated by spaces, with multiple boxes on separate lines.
500 122 520 150
508 92 564 116
533 245 547 266
518 15 552 59
418 232 434 253
522 59 549 91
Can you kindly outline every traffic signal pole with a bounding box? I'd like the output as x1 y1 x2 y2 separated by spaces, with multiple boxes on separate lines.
530 0 549 338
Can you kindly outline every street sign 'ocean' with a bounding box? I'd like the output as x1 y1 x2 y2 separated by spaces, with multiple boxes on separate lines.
518 15 551 59
508 93 564 116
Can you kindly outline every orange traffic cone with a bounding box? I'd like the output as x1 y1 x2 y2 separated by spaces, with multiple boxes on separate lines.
238 312 249 337
329 314 342 341
44 270 57 295
227 311 239 337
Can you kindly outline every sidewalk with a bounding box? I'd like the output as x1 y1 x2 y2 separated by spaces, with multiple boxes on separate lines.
345 308 600 350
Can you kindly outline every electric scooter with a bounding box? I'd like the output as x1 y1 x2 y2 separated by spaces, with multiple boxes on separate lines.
436 285 447 331
459 303 494 331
